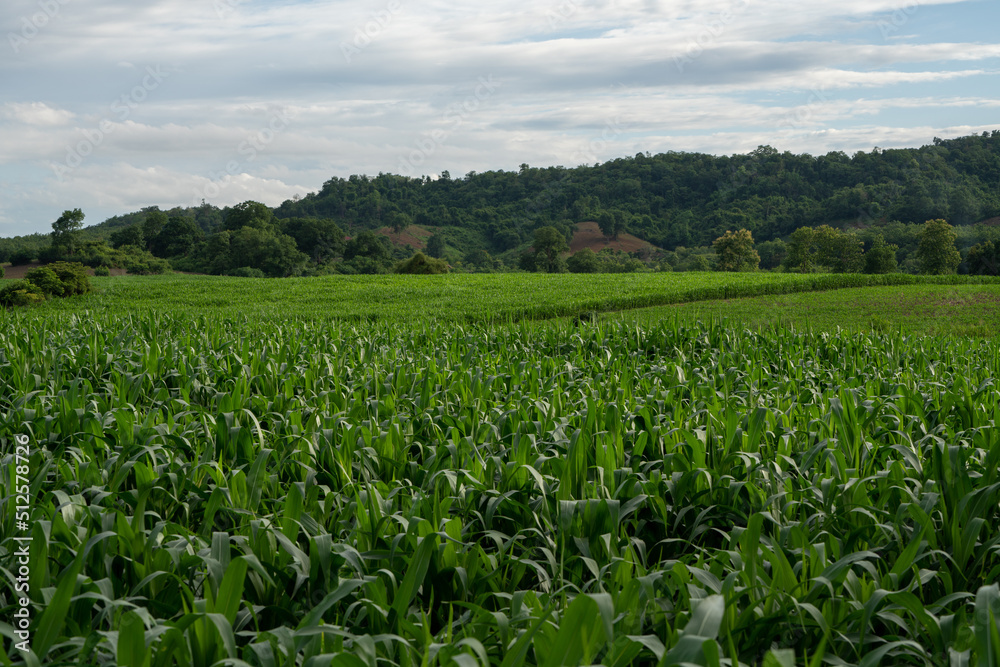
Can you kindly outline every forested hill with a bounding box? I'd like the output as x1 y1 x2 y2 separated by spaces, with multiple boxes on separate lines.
273 131 1000 253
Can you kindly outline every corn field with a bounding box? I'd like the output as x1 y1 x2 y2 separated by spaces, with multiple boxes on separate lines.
2 309 1000 666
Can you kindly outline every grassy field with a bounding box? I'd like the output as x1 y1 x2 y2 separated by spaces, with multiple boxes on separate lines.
3 274 1000 666
611 283 1000 337
20 271 1000 323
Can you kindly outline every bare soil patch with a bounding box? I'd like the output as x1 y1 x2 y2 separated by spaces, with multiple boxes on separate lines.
570 221 658 254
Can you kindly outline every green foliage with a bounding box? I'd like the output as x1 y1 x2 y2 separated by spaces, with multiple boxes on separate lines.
210 226 308 277
785 226 817 272
463 248 494 271
813 224 865 273
532 225 569 273
109 224 144 249
967 240 1000 275
142 209 168 244
5 297 1000 664
225 266 266 278
713 228 760 271
94 265 111 277
9 248 36 265
567 247 600 273
223 200 275 231
425 232 446 258
865 233 899 274
149 217 203 257
597 210 626 240
45 261 91 295
918 219 962 275
24 266 64 296
756 238 787 270
281 217 345 263
274 133 1000 255
0 278 45 306
344 230 393 267
393 251 449 274
50 208 85 254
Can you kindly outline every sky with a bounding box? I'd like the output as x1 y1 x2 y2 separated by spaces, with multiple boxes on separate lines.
1 0 998 236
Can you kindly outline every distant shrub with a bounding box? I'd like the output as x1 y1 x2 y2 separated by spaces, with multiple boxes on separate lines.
37 245 63 264
123 254 171 275
94 265 111 277
24 266 64 297
0 280 46 308
9 249 36 265
394 252 449 275
226 266 266 278
567 248 600 273
46 261 91 296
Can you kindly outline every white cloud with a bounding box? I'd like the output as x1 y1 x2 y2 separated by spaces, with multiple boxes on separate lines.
1 102 75 127
0 0 997 233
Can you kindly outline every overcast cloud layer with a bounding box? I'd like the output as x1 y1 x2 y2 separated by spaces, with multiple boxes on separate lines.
1 0 998 234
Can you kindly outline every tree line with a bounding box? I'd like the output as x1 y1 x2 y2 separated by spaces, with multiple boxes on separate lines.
1 132 999 276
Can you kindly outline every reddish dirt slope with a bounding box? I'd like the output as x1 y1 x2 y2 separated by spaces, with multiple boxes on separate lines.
570 221 657 254
377 225 433 250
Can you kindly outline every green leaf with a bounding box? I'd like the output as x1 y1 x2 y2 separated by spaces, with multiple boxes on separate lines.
213 556 248 625
32 548 84 659
542 594 609 667
117 610 148 667
762 648 795 667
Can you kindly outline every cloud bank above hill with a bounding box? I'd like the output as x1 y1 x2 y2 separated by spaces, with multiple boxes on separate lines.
1 0 997 233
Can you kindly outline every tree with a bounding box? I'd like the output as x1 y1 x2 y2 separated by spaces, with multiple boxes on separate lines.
784 227 817 273
567 248 601 273
109 225 144 249
344 230 393 266
51 209 85 255
917 219 961 275
464 248 493 270
281 218 345 263
967 240 1000 275
425 233 446 258
712 229 760 272
227 226 307 277
150 218 202 257
864 234 898 274
756 239 787 270
142 210 168 246
813 225 864 273
387 211 412 235
597 211 625 241
533 225 569 273
224 201 274 231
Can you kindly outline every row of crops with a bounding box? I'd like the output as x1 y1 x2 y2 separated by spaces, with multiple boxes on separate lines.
32 272 1000 322
2 308 1000 666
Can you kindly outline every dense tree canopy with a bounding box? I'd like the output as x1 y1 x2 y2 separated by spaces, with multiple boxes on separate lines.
7 132 1000 277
